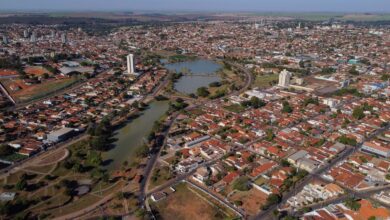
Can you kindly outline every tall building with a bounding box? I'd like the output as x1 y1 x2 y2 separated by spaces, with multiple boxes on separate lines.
2 35 8 44
30 32 37 42
126 54 135 75
61 33 67 44
278 69 292 87
51 30 56 38
23 30 29 38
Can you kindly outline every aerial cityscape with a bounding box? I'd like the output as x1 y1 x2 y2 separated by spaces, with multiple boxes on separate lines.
0 0 389 219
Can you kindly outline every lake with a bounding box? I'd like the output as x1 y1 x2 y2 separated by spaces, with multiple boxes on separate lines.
102 101 169 171
164 59 222 94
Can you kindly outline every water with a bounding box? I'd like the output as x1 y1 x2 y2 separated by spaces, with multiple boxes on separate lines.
164 59 222 94
102 101 169 171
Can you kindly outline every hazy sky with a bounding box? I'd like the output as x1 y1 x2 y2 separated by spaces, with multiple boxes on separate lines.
0 0 389 12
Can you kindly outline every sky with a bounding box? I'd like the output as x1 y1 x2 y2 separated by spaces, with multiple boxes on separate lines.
0 0 389 13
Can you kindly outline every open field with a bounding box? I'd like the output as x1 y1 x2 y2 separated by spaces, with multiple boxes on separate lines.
149 164 173 190
228 188 268 216
224 104 245 113
1 76 80 102
253 73 278 88
151 183 235 220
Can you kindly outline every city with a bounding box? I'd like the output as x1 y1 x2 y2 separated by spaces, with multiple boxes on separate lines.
0 1 389 220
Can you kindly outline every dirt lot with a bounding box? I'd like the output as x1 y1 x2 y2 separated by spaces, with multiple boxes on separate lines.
151 183 231 220
228 188 268 216
24 66 50 76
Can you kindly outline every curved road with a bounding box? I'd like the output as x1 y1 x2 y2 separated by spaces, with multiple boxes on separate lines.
140 61 253 213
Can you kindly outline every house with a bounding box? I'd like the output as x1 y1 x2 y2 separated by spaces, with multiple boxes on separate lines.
287 150 308 166
297 158 320 173
361 140 390 157
151 192 167 202
193 167 210 183
46 127 75 143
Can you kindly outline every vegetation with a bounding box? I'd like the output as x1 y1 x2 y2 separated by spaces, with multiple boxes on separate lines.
0 144 15 157
337 135 357 146
352 106 365 120
262 194 281 210
241 97 266 109
232 176 251 191
320 67 336 74
344 198 361 211
381 74 390 81
169 98 188 111
333 87 362 97
196 87 210 97
224 104 245 113
265 129 275 141
282 101 293 113
168 54 196 63
303 97 319 106
209 81 222 87
87 116 113 151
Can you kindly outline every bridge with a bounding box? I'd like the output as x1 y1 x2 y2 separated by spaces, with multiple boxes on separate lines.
181 73 219 77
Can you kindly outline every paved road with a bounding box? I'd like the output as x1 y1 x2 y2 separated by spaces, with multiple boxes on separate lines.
186 180 245 217
140 61 253 213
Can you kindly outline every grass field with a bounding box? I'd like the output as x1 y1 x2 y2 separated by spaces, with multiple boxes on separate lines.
149 165 172 190
224 104 245 113
151 183 235 220
253 74 278 88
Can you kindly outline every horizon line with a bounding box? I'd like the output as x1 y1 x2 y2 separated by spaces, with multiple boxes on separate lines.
0 9 390 14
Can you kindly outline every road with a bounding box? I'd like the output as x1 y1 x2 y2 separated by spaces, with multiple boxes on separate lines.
140 61 253 213
186 180 245 217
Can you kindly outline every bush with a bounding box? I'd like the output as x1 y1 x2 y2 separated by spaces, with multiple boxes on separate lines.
197 87 210 97
344 198 361 211
232 176 250 191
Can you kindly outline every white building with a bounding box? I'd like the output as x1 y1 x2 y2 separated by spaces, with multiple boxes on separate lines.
61 33 67 44
2 35 8 44
278 69 292 87
126 54 135 75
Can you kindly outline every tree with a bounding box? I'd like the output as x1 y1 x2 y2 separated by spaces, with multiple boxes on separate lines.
344 198 361 211
348 66 359 75
42 72 50 79
250 97 266 109
89 136 107 151
352 107 365 120
247 154 256 163
281 159 291 167
265 129 275 141
381 74 390 81
197 87 210 97
15 179 27 191
0 144 14 157
87 151 103 166
266 194 281 206
282 101 293 113
232 177 250 191
209 81 222 87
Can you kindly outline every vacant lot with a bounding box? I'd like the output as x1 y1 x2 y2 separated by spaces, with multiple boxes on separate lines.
253 74 278 88
229 188 268 216
151 183 232 220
